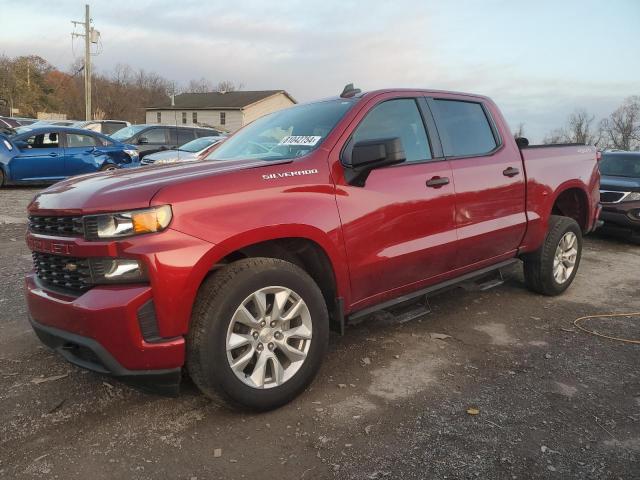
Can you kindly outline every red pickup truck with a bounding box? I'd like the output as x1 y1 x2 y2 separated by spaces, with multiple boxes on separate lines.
25 87 601 410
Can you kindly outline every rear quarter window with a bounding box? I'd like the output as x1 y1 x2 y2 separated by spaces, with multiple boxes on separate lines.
431 99 498 157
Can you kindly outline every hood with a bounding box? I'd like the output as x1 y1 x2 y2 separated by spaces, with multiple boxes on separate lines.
29 158 290 215
145 149 198 162
600 174 640 192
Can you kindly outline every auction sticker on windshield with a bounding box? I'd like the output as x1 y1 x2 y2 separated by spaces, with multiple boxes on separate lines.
278 136 322 146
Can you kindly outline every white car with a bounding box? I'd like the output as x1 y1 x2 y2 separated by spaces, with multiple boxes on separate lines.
141 136 226 165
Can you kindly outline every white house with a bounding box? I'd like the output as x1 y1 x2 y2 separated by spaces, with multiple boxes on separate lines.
145 90 296 132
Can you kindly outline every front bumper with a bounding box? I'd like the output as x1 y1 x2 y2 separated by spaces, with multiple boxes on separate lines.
30 316 181 395
26 273 185 393
600 201 640 235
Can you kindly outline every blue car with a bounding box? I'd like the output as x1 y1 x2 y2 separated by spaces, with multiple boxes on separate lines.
0 127 139 186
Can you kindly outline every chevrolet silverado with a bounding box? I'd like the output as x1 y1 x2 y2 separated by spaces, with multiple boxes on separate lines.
25 86 601 410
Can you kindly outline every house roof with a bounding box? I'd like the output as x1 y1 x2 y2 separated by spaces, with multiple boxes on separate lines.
147 90 296 111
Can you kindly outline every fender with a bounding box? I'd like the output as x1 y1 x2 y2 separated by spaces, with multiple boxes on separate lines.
520 179 591 253
173 223 351 335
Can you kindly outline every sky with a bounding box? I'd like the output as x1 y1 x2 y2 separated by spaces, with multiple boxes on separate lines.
1 0 639 141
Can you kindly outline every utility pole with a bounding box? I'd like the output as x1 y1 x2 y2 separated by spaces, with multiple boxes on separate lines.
72 5 99 121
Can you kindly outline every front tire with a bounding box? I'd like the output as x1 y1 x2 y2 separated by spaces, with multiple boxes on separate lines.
187 258 329 410
99 164 118 172
523 215 582 296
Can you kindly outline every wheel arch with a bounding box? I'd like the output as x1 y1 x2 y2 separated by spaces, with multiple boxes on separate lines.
550 184 590 232
187 227 350 333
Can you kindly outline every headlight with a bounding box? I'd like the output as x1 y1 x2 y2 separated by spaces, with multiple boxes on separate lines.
124 149 139 161
622 192 640 202
154 158 178 164
84 205 172 240
89 258 147 284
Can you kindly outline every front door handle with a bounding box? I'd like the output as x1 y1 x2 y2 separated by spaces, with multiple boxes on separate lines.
503 167 520 177
48 152 58 157
426 176 450 188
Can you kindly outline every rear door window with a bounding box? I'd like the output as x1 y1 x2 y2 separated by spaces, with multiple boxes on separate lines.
103 122 126 135
351 99 431 162
430 99 497 157
66 133 99 148
143 128 168 144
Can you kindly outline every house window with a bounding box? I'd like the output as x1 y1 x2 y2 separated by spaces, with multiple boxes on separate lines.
220 112 226 125
192 112 197 124
156 112 161 123
182 112 187 124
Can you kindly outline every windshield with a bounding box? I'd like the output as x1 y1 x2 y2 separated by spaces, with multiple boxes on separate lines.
600 154 640 178
206 99 356 162
179 136 220 152
111 125 147 140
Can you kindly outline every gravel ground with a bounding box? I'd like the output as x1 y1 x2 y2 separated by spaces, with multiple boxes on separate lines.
0 186 639 479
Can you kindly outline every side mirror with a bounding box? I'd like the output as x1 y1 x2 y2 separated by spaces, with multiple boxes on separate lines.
14 140 29 150
137 137 149 145
515 137 529 149
342 137 406 186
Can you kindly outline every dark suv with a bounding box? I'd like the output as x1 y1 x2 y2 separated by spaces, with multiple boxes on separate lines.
599 151 640 242
111 125 222 159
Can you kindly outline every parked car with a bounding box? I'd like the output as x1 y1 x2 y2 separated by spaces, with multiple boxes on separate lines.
73 120 131 136
49 120 80 126
141 136 226 165
0 127 139 186
111 124 223 159
598 151 640 242
13 119 82 134
0 116 19 135
24 87 600 410
9 117 38 126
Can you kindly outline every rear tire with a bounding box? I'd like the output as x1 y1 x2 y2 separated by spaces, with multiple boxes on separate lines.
0 169 4 187
187 258 329 411
523 215 582 296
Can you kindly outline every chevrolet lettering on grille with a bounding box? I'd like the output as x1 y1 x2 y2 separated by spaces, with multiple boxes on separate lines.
27 237 74 256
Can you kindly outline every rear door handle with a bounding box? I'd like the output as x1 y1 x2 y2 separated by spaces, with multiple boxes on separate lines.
503 167 520 177
48 152 58 157
426 176 450 188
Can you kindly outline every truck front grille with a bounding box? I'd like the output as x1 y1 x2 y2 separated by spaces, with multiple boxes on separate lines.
28 215 84 237
32 252 92 292
28 215 100 240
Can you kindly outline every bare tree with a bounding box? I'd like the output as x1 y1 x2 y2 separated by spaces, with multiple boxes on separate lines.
600 96 640 150
184 77 214 93
215 80 244 93
565 109 600 145
512 123 525 139
543 109 602 145
542 128 567 144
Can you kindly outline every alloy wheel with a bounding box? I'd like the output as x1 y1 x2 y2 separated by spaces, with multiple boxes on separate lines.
226 286 313 389
553 231 578 284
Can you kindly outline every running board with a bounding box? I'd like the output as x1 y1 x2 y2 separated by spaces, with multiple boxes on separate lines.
385 295 431 323
461 269 504 292
347 258 519 323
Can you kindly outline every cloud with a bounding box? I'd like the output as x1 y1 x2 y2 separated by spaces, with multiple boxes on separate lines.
1 0 638 141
